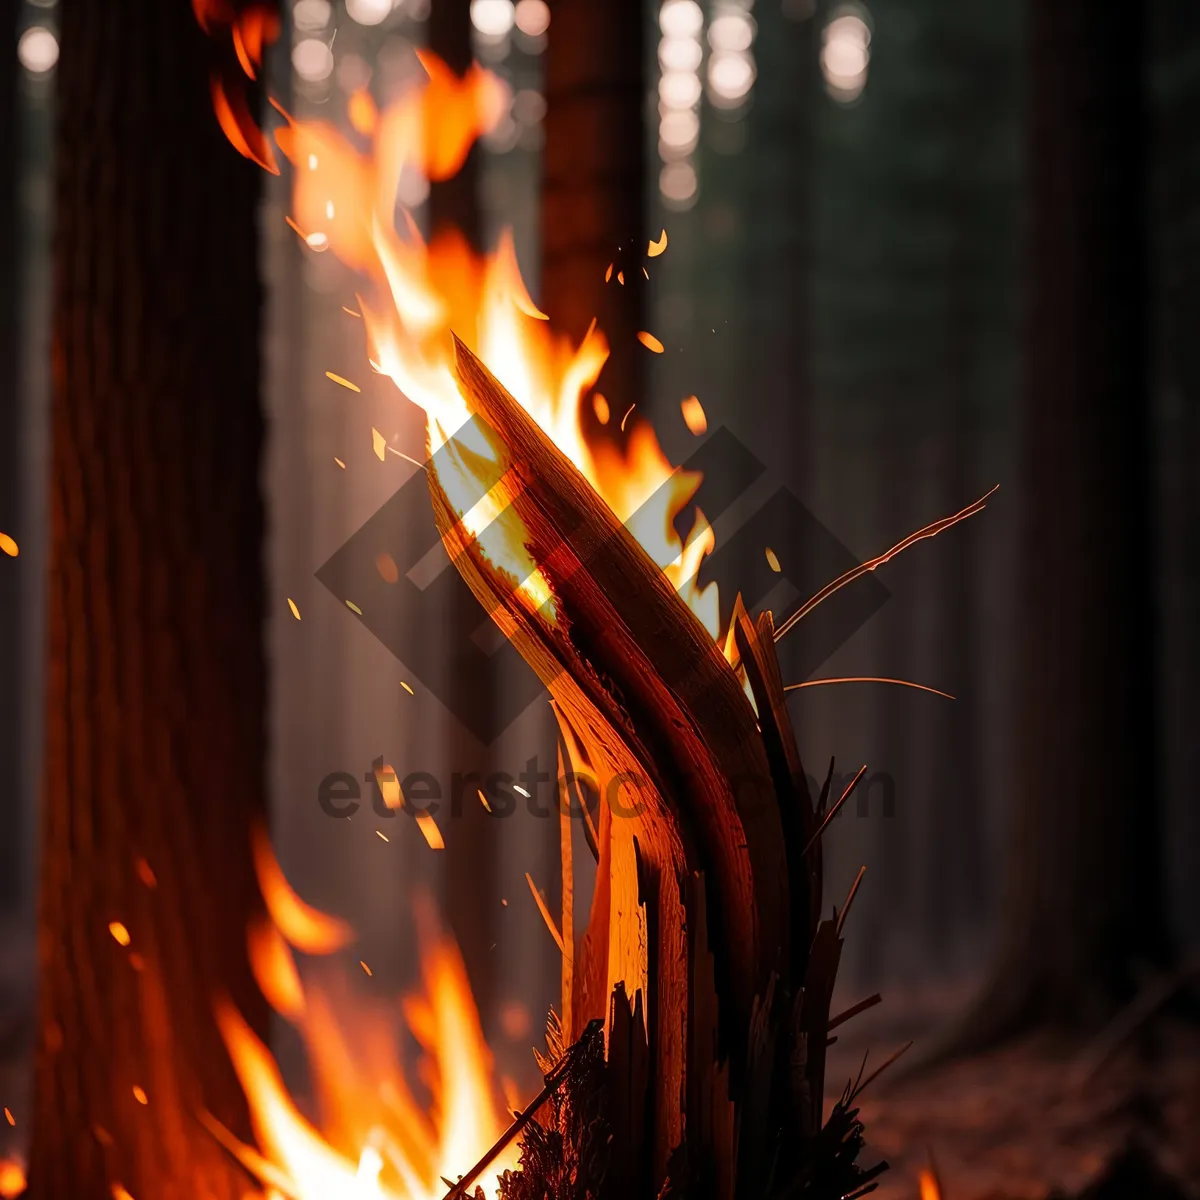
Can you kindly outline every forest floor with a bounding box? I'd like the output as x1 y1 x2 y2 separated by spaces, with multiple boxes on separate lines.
4 935 1199 1199
828 982 1200 1200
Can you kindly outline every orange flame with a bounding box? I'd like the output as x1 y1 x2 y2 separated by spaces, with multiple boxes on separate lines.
919 1167 942 1200
215 870 518 1200
252 827 354 955
202 39 720 641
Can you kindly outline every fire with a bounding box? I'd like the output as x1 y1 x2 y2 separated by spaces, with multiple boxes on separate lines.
202 21 721 640
189 21 731 1200
919 1167 942 1200
214 846 519 1200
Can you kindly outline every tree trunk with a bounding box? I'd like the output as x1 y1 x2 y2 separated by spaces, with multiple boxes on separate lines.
426 0 501 1028
959 0 1169 1044
0 0 20 916
28 4 270 1196
541 0 646 426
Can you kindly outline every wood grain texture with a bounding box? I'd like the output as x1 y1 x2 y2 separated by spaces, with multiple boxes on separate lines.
427 338 801 1189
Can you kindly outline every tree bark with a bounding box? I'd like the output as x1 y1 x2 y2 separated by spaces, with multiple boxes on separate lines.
958 0 1169 1044
0 0 20 915
28 4 270 1196
541 0 646 428
426 0 501 1029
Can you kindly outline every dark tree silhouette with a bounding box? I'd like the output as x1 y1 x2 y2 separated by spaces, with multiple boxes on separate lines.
0 0 20 917
542 0 646 423
957 0 1170 1045
27 4 270 1195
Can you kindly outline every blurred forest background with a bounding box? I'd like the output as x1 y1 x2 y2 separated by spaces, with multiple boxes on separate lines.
1 0 1199 1193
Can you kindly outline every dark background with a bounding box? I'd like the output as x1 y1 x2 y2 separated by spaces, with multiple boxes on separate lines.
1 0 1198 1194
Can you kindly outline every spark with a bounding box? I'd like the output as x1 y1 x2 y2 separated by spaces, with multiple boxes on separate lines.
345 600 363 615
371 428 387 461
375 830 389 842
3 1108 12 1126
374 762 403 810
477 788 492 812
637 331 665 353
604 263 613 282
765 547 781 572
785 676 955 700
0 533 17 557
334 457 346 469
376 552 399 583
385 445 427 470
109 921 131 947
416 813 444 849
359 960 373 977
401 681 414 695
680 394 706 434
132 1086 148 1105
325 371 361 393
593 393 610 425
513 784 530 798
648 228 668 256
287 598 301 620
775 485 999 644
617 271 625 285
619 403 636 432
284 215 308 240
342 306 362 318
135 858 156 888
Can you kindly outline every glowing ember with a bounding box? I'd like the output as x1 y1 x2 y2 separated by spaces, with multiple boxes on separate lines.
374 763 404 811
0 1158 24 1199
648 228 668 256
680 393 706 435
108 921 132 947
415 814 444 851
325 371 362 393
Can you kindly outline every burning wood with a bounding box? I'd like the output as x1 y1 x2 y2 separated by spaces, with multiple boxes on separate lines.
421 339 886 1200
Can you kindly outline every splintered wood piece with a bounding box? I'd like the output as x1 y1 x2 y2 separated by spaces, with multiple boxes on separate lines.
734 604 820 963
435 336 790 1080
556 735 575 1043
685 872 735 1200
797 919 843 1139
602 984 650 1200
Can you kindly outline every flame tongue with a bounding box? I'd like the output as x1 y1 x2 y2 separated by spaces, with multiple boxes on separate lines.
264 52 720 640
226 843 519 1200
